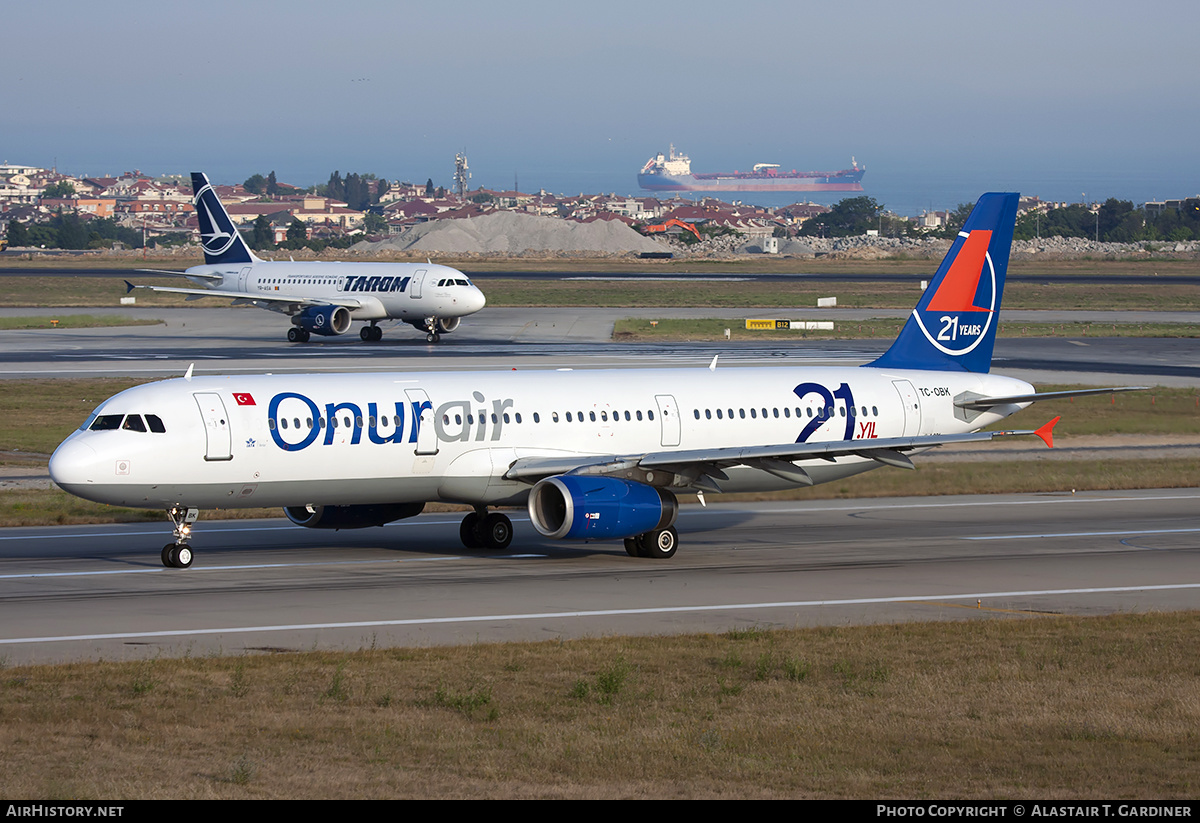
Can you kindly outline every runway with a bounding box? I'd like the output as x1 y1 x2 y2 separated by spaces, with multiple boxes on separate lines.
1 306 1198 386
1 489 1196 664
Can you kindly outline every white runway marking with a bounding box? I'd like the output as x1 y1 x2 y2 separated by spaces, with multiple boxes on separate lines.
3 583 1198 646
966 527 1200 541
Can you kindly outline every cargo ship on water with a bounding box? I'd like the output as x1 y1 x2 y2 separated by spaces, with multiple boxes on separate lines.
637 145 865 193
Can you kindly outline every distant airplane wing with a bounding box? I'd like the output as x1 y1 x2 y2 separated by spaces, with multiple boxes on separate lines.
503 425 1056 491
124 281 365 310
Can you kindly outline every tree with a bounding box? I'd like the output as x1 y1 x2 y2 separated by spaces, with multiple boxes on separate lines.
362 212 388 235
796 196 882 237
244 174 267 195
425 178 434 197
283 218 308 249
41 181 76 199
266 171 278 198
6 219 28 247
250 215 274 250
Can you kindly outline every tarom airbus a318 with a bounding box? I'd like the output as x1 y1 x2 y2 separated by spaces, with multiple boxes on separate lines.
52 193 1140 568
127 172 485 343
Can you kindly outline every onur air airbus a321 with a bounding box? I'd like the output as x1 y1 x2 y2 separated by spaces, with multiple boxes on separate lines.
128 172 485 343
52 193 1139 568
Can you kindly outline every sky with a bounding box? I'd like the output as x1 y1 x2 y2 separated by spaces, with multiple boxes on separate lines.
4 0 1199 214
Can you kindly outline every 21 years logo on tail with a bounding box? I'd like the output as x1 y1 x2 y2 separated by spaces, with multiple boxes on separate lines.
911 228 997 357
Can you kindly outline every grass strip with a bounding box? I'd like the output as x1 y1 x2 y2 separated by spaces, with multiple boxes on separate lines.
0 613 1196 798
0 315 161 330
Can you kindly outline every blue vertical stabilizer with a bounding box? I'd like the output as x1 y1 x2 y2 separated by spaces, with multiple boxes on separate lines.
191 172 257 266
867 192 1019 374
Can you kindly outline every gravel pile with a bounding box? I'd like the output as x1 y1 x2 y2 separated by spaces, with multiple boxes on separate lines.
353 212 670 256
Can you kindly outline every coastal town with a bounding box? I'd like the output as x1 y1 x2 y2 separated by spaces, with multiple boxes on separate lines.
2 161 1198 257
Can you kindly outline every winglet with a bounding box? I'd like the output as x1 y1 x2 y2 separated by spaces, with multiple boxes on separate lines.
124 280 135 294
709 355 718 372
1035 416 1060 449
183 363 194 382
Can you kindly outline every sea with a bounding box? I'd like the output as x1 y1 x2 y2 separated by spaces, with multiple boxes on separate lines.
490 164 1200 220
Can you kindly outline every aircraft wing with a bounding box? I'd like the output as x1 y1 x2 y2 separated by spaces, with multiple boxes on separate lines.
503 424 1055 491
124 281 365 309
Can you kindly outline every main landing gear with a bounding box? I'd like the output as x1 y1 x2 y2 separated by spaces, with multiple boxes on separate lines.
360 323 383 342
162 505 199 568
287 328 311 343
459 508 513 551
623 526 679 559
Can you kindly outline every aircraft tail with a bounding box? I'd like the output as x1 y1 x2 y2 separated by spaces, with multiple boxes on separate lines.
191 172 258 265
868 192 1019 374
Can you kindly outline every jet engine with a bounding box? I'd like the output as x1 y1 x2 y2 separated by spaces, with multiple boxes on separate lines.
283 502 425 529
436 316 460 333
527 475 677 540
293 305 352 336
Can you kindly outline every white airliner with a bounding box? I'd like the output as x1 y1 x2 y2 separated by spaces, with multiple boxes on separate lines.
51 193 1140 568
128 172 486 343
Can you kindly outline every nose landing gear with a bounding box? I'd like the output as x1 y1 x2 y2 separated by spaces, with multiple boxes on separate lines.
162 505 199 568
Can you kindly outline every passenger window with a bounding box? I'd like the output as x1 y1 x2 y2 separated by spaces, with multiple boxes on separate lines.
89 414 124 431
122 415 146 432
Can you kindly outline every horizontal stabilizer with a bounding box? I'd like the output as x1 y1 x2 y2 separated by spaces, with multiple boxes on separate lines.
954 386 1147 410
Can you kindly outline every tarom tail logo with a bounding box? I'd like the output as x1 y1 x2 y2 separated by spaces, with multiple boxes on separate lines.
912 229 996 357
195 184 237 256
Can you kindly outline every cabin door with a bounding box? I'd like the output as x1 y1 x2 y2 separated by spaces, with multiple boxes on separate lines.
194 392 232 461
892 380 922 436
655 394 680 447
405 388 438 455
410 268 428 299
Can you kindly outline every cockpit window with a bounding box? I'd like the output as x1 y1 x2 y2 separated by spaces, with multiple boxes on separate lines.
87 413 166 433
89 414 124 431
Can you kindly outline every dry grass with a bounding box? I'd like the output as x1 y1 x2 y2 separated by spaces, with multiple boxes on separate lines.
0 614 1195 798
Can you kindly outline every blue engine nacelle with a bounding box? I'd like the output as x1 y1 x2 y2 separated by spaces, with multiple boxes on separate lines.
293 305 352 336
284 502 425 529
527 475 678 540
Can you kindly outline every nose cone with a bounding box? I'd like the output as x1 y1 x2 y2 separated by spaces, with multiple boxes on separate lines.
49 436 100 492
465 286 486 315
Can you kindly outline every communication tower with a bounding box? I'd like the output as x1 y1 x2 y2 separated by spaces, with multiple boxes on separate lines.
454 152 471 201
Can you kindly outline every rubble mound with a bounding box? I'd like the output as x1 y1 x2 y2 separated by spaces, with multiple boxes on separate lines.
353 212 670 255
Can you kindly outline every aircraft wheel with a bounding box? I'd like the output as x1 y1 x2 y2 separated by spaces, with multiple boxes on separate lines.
287 328 302 343
482 513 513 550
624 537 641 558
371 326 383 341
162 543 194 568
460 512 483 549
426 332 441 343
360 326 373 341
642 527 678 559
